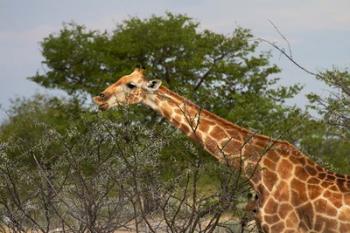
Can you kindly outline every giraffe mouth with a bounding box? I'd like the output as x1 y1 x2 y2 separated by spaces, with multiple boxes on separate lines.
93 96 109 111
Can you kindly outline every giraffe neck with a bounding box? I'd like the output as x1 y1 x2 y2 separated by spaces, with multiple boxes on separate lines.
142 86 350 232
143 86 275 181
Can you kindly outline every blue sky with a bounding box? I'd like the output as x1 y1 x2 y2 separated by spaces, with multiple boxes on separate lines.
1 0 349 119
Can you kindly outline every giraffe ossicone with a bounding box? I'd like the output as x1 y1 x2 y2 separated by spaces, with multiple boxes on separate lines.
94 68 350 233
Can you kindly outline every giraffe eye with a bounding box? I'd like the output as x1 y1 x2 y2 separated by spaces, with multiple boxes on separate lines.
126 83 136 89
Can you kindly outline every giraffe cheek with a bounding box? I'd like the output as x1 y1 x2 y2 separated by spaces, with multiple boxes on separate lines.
127 90 143 104
127 95 141 104
109 95 131 108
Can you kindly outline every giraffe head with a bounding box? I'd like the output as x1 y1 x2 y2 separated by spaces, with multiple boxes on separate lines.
93 68 162 111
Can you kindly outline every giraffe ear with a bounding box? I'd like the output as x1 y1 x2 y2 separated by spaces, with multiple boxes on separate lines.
143 79 162 92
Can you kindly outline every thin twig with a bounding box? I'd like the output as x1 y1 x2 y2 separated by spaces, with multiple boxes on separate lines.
268 19 293 58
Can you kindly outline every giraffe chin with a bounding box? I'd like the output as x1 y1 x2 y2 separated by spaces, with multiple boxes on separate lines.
98 103 109 111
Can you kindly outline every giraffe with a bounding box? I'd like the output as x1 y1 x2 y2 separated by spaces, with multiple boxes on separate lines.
93 68 350 233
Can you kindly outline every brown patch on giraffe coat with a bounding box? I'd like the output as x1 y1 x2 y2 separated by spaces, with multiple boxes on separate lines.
263 170 278 192
337 179 350 192
244 144 264 160
318 172 326 179
340 223 350 233
344 194 350 206
305 157 317 166
315 165 324 172
296 202 314 230
313 215 325 232
298 221 310 232
181 105 197 118
264 197 279 214
323 190 343 208
161 107 172 119
261 224 269 233
321 181 332 189
278 203 293 219
204 136 219 155
289 155 302 165
198 118 211 132
161 102 172 111
220 139 241 155
307 184 322 200
274 180 289 202
307 177 320 185
329 184 340 192
166 99 178 108
173 114 182 123
314 198 337 217
305 165 317 176
226 128 244 141
339 208 350 221
266 150 280 163
326 174 336 181
291 148 303 157
277 159 293 179
291 179 308 205
209 126 228 141
270 222 285 232
253 138 268 148
289 154 310 167
174 108 184 115
276 144 290 157
314 214 337 232
294 166 310 182
285 211 299 228
262 157 276 171
298 157 307 166
284 230 297 233
264 214 280 224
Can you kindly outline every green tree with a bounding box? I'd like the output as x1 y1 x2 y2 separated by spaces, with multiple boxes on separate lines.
29 13 307 139
28 12 349 172
0 96 85 164
306 69 350 173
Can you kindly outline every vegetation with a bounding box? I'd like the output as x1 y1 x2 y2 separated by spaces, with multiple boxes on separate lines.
0 12 349 232
306 69 350 173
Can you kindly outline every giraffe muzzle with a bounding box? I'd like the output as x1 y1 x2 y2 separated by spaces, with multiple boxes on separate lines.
93 96 109 111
